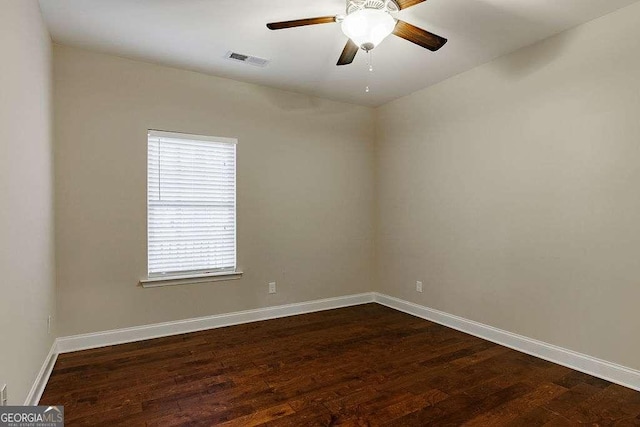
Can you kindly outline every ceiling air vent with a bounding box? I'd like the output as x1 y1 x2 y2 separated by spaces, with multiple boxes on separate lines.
224 51 270 67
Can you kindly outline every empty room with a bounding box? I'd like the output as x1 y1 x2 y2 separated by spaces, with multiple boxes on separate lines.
2 0 640 425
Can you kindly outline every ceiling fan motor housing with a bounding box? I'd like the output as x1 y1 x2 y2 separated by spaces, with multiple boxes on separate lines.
346 0 399 15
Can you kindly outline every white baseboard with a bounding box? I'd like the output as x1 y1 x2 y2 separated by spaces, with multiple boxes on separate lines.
56 292 374 354
373 292 640 392
24 341 58 406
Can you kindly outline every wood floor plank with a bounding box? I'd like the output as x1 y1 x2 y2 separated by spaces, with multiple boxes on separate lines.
216 403 295 427
40 304 640 426
462 382 567 426
504 405 567 426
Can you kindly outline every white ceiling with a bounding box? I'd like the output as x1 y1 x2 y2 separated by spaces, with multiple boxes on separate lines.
39 0 639 106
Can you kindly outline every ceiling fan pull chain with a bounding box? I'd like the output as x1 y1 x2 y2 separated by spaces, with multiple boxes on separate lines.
365 50 373 93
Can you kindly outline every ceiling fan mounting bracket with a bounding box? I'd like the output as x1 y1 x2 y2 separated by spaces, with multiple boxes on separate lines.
346 0 399 15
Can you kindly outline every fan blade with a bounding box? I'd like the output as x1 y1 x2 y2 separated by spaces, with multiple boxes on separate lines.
395 0 427 9
337 39 359 66
393 20 447 51
267 16 336 30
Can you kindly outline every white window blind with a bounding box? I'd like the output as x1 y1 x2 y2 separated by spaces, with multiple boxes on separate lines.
147 130 237 277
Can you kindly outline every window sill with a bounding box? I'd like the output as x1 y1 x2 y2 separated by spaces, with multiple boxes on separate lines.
140 271 243 288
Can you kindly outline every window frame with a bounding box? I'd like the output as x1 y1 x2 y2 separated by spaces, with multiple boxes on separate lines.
141 129 241 287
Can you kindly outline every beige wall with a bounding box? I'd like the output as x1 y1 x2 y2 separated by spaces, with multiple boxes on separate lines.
0 1 56 404
53 45 375 336
376 2 640 370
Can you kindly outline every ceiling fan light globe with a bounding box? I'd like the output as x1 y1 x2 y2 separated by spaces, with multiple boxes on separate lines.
341 9 396 50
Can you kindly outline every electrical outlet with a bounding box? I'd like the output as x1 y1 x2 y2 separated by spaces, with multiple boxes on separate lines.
47 315 52 334
416 281 423 293
268 281 276 294
1 384 7 406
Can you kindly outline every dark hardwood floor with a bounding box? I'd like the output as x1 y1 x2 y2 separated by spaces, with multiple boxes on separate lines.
41 304 640 426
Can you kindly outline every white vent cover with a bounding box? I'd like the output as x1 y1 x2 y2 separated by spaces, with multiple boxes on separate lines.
224 51 270 67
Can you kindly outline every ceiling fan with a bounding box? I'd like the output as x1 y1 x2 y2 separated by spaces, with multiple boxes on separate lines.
266 0 447 66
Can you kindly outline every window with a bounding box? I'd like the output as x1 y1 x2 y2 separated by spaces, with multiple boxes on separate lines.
147 130 237 279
